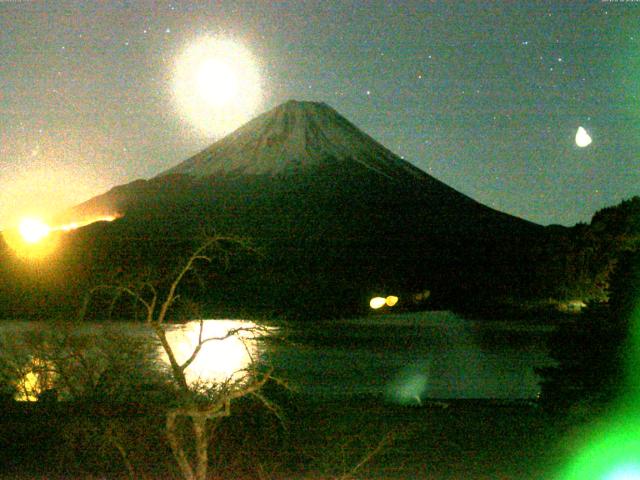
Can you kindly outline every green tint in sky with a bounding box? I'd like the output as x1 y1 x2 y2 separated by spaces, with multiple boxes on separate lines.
0 1 638 227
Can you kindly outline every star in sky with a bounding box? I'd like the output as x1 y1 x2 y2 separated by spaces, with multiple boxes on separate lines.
0 0 637 229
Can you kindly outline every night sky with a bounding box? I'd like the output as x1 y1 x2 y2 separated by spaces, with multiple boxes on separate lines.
1 0 638 229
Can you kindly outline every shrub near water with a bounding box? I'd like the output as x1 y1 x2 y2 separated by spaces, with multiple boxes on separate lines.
0 323 179 477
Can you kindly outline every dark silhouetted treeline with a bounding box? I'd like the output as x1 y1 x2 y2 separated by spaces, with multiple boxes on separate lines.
537 197 640 413
0 178 637 321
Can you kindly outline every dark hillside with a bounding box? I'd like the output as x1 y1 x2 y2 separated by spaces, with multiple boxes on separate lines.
1 101 548 320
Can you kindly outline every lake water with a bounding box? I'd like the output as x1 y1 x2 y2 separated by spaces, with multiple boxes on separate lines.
0 311 554 402
266 311 554 402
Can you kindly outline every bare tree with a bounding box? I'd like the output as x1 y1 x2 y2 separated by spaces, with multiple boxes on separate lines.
0 322 172 478
82 236 275 480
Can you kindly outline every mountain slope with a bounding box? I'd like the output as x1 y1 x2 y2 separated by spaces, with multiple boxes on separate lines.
55 100 544 318
161 100 428 180
77 100 537 237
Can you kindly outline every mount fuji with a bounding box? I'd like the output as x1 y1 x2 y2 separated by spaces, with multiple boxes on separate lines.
162 100 434 180
51 100 544 317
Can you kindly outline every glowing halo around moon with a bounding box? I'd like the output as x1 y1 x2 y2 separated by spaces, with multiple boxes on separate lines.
173 36 262 138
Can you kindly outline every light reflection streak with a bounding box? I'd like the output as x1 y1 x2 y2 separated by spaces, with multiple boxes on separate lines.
161 320 267 386
10 320 270 401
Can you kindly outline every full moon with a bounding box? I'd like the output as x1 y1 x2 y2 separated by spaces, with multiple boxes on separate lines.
173 37 262 138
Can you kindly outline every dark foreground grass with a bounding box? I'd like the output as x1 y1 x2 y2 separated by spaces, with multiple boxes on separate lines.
0 395 579 479
280 396 574 480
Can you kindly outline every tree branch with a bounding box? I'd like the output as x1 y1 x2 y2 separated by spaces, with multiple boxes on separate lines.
88 284 154 319
336 432 394 480
166 411 196 480
179 326 261 372
156 238 221 325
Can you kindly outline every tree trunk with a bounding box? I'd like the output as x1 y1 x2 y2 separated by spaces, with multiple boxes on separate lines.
166 411 196 480
193 414 209 480
153 324 189 390
166 410 213 480
105 423 138 480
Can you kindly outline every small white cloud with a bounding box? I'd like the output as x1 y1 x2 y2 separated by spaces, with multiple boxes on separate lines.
575 126 592 148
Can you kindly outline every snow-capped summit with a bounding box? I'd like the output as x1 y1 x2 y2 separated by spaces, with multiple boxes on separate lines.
53 99 544 318
160 100 427 180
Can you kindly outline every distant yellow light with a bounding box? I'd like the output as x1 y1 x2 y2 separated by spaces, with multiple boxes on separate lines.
370 297 387 309
385 295 399 307
15 371 40 402
18 218 51 244
14 358 56 402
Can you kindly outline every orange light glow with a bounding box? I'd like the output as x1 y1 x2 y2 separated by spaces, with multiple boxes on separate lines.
385 295 399 307
2 214 120 259
59 222 80 232
370 295 399 310
18 218 51 244
14 358 56 402
370 297 387 309
55 215 119 232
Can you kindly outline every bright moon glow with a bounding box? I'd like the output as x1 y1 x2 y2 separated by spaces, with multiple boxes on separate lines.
162 320 262 385
196 59 238 106
576 126 592 147
173 36 262 137
18 218 51 244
